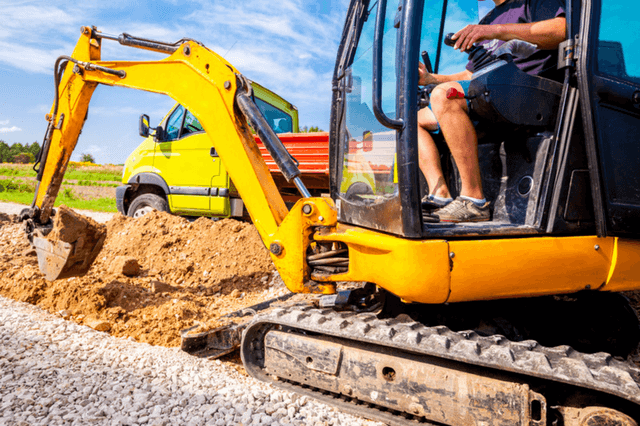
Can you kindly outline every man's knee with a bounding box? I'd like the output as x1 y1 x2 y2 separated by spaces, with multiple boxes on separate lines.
431 83 467 116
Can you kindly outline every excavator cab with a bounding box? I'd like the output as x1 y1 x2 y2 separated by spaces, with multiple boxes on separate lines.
330 0 640 239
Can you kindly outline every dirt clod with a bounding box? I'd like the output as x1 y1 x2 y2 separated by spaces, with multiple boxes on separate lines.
150 280 175 294
0 210 283 347
87 319 111 332
110 256 141 276
48 206 106 245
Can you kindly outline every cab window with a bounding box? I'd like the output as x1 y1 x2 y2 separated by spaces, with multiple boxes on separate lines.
419 0 479 74
597 0 640 81
165 105 186 141
182 110 204 136
254 98 293 133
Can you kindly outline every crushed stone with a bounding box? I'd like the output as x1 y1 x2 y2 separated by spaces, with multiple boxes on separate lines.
0 295 383 426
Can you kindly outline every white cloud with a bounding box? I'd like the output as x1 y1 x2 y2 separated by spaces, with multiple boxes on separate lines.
0 0 351 147
0 120 9 125
86 144 103 155
0 40 71 74
0 126 22 133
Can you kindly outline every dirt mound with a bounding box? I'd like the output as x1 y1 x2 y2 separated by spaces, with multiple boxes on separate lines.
0 210 283 347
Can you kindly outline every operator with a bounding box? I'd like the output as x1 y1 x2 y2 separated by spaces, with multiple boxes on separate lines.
418 0 566 222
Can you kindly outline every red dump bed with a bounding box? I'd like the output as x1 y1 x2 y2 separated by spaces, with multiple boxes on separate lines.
254 132 330 193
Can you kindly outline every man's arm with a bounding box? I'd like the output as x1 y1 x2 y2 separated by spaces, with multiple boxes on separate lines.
419 62 472 86
452 16 566 52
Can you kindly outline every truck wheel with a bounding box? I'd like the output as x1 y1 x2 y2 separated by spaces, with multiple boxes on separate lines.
127 193 169 218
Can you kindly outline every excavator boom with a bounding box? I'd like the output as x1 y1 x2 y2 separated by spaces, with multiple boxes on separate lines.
24 27 328 285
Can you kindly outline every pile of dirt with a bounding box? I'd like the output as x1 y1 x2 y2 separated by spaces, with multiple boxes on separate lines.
0 210 285 347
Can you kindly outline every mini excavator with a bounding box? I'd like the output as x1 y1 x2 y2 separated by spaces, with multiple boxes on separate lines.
22 0 640 423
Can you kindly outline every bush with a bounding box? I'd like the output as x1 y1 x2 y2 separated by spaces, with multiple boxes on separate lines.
0 178 36 193
80 153 96 163
13 153 35 164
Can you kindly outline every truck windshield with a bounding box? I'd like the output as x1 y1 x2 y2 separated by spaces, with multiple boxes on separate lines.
254 98 293 133
167 90 295 137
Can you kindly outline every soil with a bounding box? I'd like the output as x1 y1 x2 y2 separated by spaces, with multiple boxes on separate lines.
0 210 284 348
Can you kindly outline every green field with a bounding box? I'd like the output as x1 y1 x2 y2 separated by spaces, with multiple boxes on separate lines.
0 163 122 212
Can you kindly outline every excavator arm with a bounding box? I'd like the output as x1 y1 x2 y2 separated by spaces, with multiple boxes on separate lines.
24 26 335 291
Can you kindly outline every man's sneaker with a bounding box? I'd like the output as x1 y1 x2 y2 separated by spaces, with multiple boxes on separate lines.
421 194 452 211
432 197 490 223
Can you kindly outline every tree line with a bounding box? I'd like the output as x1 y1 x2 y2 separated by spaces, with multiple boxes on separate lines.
0 141 96 164
0 141 40 164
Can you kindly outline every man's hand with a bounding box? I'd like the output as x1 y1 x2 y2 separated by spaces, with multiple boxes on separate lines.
452 24 500 52
419 62 439 86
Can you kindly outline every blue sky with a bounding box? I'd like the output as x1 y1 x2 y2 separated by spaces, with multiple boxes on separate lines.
0 0 350 164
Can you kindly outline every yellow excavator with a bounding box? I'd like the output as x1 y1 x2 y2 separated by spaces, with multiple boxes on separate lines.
21 0 640 422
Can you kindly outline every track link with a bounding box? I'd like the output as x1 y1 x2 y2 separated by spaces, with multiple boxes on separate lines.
241 303 640 425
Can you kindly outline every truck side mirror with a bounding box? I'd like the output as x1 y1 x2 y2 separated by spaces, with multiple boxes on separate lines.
139 114 150 137
362 130 373 152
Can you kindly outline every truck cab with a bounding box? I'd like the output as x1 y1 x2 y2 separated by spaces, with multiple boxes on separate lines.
117 81 299 218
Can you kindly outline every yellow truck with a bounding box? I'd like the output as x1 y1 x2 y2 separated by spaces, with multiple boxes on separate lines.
117 82 301 218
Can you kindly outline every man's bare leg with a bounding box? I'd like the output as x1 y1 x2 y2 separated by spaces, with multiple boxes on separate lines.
417 107 451 199
430 82 484 200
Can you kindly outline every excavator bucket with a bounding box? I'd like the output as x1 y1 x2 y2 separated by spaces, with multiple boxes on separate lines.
31 206 107 281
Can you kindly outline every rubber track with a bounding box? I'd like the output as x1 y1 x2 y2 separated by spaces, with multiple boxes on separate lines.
243 304 640 419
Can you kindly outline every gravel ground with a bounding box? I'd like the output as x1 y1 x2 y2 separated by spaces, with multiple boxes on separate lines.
0 202 383 426
0 296 382 426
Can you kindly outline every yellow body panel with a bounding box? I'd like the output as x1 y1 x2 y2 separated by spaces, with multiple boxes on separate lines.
121 137 156 183
604 238 640 292
308 206 640 303
447 236 615 302
209 196 229 216
314 224 451 303
168 194 209 211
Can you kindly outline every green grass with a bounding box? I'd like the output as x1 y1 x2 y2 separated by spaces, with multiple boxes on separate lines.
0 191 117 212
0 166 35 178
0 178 117 212
63 170 121 183
0 164 122 183
62 179 119 187
0 178 37 193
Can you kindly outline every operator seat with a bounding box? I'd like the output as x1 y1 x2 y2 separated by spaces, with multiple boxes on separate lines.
426 40 566 227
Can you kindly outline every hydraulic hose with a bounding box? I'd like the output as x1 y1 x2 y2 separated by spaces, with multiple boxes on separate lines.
234 76 309 198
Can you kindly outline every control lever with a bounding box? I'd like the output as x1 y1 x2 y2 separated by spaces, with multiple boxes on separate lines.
444 33 456 48
421 51 433 74
444 32 497 72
